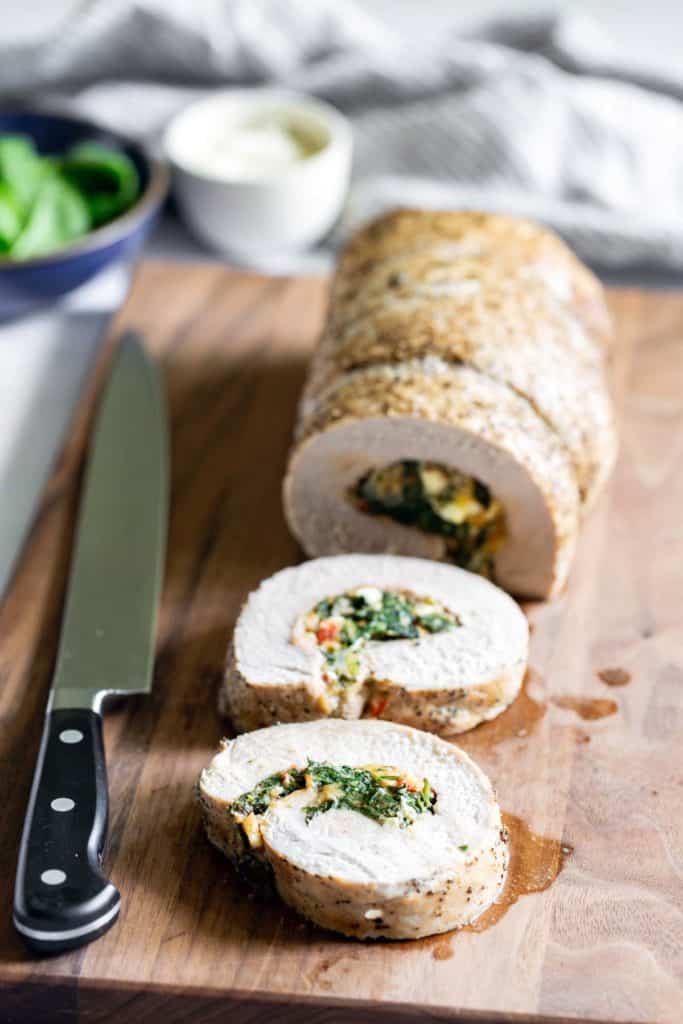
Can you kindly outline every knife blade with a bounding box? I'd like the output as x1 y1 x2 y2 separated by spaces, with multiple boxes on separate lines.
13 332 168 954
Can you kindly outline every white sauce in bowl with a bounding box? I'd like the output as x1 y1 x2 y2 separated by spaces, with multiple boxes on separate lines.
164 89 352 255
182 112 323 181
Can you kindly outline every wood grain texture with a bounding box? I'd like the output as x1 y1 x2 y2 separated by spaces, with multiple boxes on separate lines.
0 264 681 1024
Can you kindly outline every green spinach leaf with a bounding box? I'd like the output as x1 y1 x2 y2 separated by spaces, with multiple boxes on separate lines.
60 142 139 226
0 181 24 250
0 135 50 209
10 178 91 260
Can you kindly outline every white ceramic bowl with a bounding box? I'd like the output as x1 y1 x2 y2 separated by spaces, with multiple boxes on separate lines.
164 89 352 260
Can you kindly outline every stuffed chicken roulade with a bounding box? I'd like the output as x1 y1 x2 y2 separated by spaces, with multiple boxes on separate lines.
221 554 528 737
198 719 509 939
284 210 616 599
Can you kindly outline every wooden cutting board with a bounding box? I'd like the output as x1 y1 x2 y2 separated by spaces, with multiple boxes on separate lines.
0 263 681 1024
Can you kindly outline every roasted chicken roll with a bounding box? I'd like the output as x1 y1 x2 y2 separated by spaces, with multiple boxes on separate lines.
198 719 509 939
221 554 529 736
285 362 580 599
284 209 614 594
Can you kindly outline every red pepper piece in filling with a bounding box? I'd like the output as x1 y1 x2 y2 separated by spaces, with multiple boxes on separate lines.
316 619 340 644
368 697 388 718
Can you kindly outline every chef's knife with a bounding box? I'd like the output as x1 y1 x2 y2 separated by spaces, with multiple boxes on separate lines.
13 332 168 955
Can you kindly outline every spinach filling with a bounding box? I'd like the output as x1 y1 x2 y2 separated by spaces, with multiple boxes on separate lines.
302 587 460 688
301 762 435 827
232 767 308 818
232 760 436 832
352 460 505 577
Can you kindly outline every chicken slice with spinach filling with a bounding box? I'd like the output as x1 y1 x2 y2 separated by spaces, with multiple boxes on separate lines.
295 586 460 694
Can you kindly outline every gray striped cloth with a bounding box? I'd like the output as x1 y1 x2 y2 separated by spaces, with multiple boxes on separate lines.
3 0 683 268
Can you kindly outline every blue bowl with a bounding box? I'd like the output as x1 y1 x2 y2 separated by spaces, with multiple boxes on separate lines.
0 111 169 319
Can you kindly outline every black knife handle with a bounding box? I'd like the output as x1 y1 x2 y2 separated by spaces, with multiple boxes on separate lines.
13 708 120 954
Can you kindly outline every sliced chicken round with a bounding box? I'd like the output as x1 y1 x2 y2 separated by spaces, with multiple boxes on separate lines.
221 553 529 737
285 361 580 599
198 718 509 940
